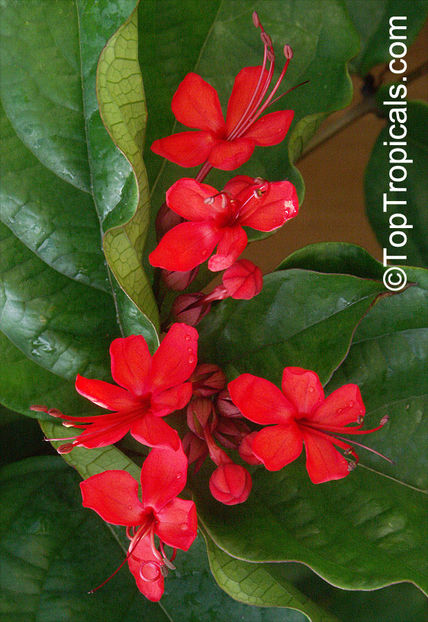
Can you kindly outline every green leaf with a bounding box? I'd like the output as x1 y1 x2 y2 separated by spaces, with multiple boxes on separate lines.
0 1 159 415
277 242 385 278
198 269 386 385
193 454 428 593
142 0 359 256
203 533 338 622
0 331 99 419
96 4 159 329
344 0 428 76
192 254 428 595
365 99 428 268
0 221 118 381
0 456 168 622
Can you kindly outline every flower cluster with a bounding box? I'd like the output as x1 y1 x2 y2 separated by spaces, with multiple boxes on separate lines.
31 12 389 604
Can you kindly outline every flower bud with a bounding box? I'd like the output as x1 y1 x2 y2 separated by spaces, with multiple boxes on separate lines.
191 364 226 396
216 389 242 418
222 260 263 300
156 202 182 238
162 267 199 291
172 293 211 326
186 397 215 438
209 463 252 505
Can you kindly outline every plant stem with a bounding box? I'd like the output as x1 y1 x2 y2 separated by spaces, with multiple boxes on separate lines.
299 95 377 160
299 59 428 160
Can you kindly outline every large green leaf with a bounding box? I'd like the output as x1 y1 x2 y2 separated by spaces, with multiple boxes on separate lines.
198 269 386 385
0 456 168 622
203 533 338 622
365 99 428 268
141 0 359 255
193 248 428 594
344 0 428 76
95 4 158 327
0 0 159 416
0 455 321 621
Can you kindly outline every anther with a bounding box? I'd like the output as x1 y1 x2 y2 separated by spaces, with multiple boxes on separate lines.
283 44 293 60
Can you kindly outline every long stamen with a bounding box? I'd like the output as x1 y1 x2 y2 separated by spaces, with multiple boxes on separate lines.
332 433 394 464
226 13 274 141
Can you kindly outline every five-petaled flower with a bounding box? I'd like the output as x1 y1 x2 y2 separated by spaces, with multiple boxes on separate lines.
36 324 198 453
229 367 388 484
151 13 294 172
80 446 197 601
149 176 298 272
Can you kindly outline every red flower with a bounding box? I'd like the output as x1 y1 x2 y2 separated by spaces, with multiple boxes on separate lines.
80 446 197 601
41 324 198 453
151 13 294 171
149 177 298 272
228 367 389 484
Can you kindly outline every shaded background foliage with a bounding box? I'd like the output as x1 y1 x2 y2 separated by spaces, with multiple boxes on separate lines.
0 1 427 620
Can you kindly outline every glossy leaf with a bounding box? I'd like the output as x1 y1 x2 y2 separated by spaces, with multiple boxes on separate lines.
143 0 359 254
0 456 168 621
198 269 386 385
96 5 159 328
365 99 428 268
193 252 428 594
0 1 159 418
344 0 428 75
203 532 338 622
1 455 317 622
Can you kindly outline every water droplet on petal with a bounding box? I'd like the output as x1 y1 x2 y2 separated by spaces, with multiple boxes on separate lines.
337 408 343 415
308 387 314 393
188 356 195 364
176 473 183 479
187 347 193 354
185 335 191 341
348 401 354 407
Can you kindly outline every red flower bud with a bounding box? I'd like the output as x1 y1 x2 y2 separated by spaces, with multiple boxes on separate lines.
191 363 226 396
172 293 211 326
162 267 199 291
216 389 242 418
186 397 216 438
209 463 252 505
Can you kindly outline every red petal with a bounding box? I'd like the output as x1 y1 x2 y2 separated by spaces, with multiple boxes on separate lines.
80 470 145 526
228 374 296 425
208 137 255 170
149 221 220 271
150 323 198 392
225 66 268 134
302 429 350 484
244 110 294 146
151 131 215 167
207 225 247 272
166 178 223 221
281 367 324 418
156 498 197 550
75 375 138 410
109 335 151 396
240 181 299 231
223 175 255 197
171 73 225 133
252 424 303 471
130 412 181 451
310 384 365 427
128 538 164 601
222 259 263 300
139 446 188 511
151 383 193 416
